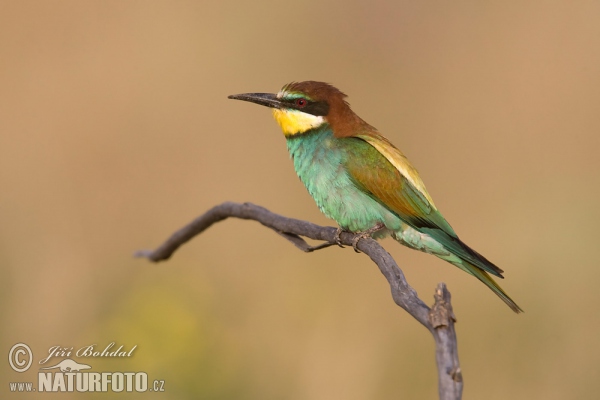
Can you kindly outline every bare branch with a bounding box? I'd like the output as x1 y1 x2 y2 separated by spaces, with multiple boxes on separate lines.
136 201 463 400
430 283 464 400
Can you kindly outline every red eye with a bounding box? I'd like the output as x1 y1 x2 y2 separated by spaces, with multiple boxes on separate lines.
295 98 307 107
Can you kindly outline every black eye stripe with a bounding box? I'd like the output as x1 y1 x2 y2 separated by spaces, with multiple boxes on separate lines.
287 98 330 116
304 101 330 116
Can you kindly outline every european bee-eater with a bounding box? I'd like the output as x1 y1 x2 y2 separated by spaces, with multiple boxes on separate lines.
229 81 522 313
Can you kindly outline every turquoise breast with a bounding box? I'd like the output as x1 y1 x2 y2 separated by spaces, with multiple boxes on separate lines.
285 127 402 234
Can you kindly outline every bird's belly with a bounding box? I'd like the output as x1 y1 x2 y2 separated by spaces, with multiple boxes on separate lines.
311 178 400 234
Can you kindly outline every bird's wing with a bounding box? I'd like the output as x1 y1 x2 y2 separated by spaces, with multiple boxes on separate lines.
345 132 504 277
359 133 437 207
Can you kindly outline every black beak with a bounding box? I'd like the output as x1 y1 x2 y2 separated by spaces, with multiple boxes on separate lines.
228 93 283 109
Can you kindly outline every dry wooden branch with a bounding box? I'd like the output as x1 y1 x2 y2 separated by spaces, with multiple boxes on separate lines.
136 201 463 400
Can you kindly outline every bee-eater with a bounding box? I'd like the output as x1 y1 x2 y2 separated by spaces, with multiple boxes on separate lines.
229 81 522 313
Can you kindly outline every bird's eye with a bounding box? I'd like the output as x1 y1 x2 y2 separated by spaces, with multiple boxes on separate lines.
295 98 307 108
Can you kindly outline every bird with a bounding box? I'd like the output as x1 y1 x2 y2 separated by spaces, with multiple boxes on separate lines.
228 81 522 313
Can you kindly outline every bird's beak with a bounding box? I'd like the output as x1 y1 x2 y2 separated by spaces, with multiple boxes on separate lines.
228 93 283 109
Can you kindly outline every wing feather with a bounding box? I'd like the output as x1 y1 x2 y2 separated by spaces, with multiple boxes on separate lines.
344 133 504 277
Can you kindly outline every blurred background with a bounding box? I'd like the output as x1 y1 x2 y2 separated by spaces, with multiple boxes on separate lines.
1 1 599 399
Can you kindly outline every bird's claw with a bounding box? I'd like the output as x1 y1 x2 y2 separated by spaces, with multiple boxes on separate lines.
334 227 345 248
351 233 370 253
335 223 386 252
351 222 386 253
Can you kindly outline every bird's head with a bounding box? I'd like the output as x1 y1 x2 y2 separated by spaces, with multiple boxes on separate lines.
229 81 369 137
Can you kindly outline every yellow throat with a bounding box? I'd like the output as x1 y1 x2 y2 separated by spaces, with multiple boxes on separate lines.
272 109 325 136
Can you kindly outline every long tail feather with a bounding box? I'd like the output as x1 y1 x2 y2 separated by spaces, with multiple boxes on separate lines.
462 261 523 313
392 229 522 312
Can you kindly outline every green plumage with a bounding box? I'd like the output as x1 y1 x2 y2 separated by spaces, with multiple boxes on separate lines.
287 128 403 233
287 127 522 313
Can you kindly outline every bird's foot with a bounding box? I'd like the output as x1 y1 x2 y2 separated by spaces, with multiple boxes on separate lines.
351 223 386 253
334 227 345 248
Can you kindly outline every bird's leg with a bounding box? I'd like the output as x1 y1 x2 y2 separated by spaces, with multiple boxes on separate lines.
334 227 346 248
352 222 386 253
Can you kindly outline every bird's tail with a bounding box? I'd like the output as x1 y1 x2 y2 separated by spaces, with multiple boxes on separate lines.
455 260 523 313
392 230 522 312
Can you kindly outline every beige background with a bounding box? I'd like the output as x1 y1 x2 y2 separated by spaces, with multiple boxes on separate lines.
1 1 599 399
